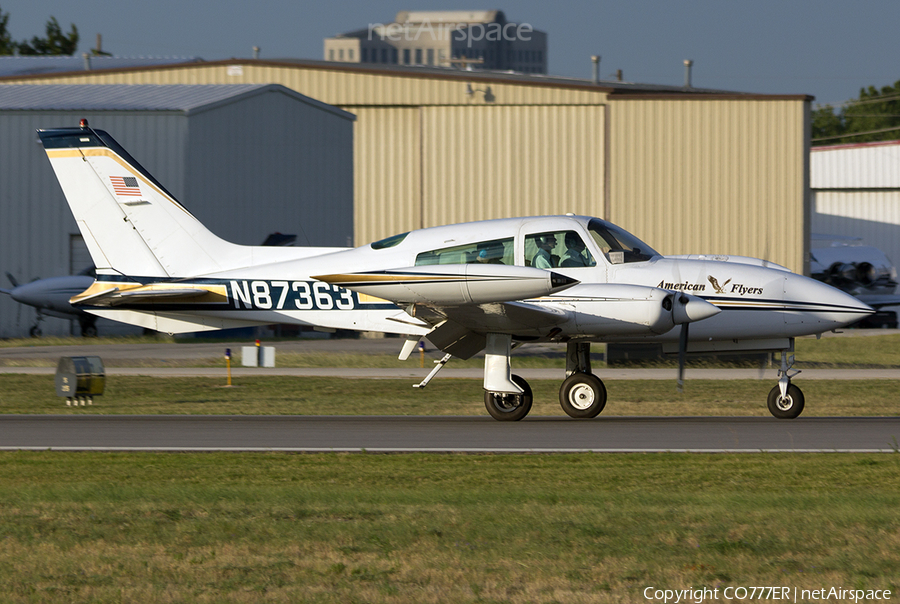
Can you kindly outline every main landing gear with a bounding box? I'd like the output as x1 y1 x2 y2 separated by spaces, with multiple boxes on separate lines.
767 344 804 419
481 338 607 422
484 375 532 421
418 335 806 421
558 342 606 419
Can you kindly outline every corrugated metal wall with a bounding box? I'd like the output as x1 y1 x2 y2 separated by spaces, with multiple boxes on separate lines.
420 105 605 229
609 97 810 273
187 91 354 247
352 105 605 245
353 107 421 245
812 191 900 268
812 141 900 189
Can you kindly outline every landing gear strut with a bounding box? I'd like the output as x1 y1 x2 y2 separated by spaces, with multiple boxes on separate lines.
481 333 534 421
558 342 607 418
767 342 804 419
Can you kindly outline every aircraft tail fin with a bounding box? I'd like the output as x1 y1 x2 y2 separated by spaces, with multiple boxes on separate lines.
38 124 244 279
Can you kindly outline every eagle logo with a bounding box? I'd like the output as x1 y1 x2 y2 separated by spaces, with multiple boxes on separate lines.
707 275 731 294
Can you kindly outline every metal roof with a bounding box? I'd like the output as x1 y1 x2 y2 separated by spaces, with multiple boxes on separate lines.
0 56 202 77
247 58 760 96
0 84 355 119
0 57 812 99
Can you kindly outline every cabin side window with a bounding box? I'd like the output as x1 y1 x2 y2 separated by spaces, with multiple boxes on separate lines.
523 231 596 269
415 238 514 266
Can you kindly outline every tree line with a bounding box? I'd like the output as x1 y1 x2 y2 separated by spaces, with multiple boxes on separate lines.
812 81 900 146
0 5 79 56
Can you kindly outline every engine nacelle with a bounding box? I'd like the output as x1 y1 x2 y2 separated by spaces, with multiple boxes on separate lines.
560 284 719 335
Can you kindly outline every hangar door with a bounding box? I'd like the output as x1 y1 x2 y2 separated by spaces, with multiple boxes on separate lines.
421 105 606 229
351 105 606 246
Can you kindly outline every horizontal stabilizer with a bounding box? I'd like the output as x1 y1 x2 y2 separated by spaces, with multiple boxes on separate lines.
313 264 578 306
72 282 225 307
85 308 271 334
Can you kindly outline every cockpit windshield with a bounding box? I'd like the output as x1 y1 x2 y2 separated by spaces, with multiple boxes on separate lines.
587 219 659 264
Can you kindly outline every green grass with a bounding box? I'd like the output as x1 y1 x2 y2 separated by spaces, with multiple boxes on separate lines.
1 332 900 369
795 333 900 367
2 374 899 416
0 452 897 603
0 335 176 349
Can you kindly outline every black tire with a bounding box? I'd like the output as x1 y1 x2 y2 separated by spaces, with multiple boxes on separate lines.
767 384 805 419
484 374 533 421
559 372 607 418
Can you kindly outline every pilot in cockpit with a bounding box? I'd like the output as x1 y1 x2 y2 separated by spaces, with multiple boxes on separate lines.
561 232 591 267
532 234 558 269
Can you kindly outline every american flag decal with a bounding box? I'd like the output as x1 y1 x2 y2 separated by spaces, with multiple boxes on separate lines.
110 176 141 196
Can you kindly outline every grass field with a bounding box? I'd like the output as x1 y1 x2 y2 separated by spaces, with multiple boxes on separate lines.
0 451 898 604
1 335 899 602
2 332 900 370
1 374 900 416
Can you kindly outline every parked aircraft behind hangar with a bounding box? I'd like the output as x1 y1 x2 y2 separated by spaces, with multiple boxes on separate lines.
1 269 96 337
36 121 873 420
810 235 900 328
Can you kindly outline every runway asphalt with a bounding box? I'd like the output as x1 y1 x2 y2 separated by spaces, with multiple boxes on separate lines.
2 415 898 453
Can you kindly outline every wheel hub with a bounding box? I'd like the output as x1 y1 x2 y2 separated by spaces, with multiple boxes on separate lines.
568 384 595 410
496 393 521 411
775 395 794 411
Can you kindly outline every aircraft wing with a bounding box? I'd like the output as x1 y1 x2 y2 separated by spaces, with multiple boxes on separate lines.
395 300 569 359
313 264 578 306
411 299 567 330
315 265 577 359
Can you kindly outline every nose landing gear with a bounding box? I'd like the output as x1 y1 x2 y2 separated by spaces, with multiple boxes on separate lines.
767 344 804 419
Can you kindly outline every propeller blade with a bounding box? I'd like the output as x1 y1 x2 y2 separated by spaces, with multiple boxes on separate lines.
677 322 688 393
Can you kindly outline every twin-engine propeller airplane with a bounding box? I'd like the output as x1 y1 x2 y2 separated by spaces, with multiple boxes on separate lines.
37 122 874 420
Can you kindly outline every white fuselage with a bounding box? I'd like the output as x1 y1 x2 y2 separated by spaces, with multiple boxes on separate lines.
82 215 872 348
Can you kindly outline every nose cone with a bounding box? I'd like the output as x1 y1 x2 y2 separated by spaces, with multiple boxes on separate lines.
549 272 580 293
784 274 874 331
673 293 721 324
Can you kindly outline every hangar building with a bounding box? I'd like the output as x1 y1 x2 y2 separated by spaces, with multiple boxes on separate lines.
0 83 354 337
811 140 900 268
1 60 812 279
